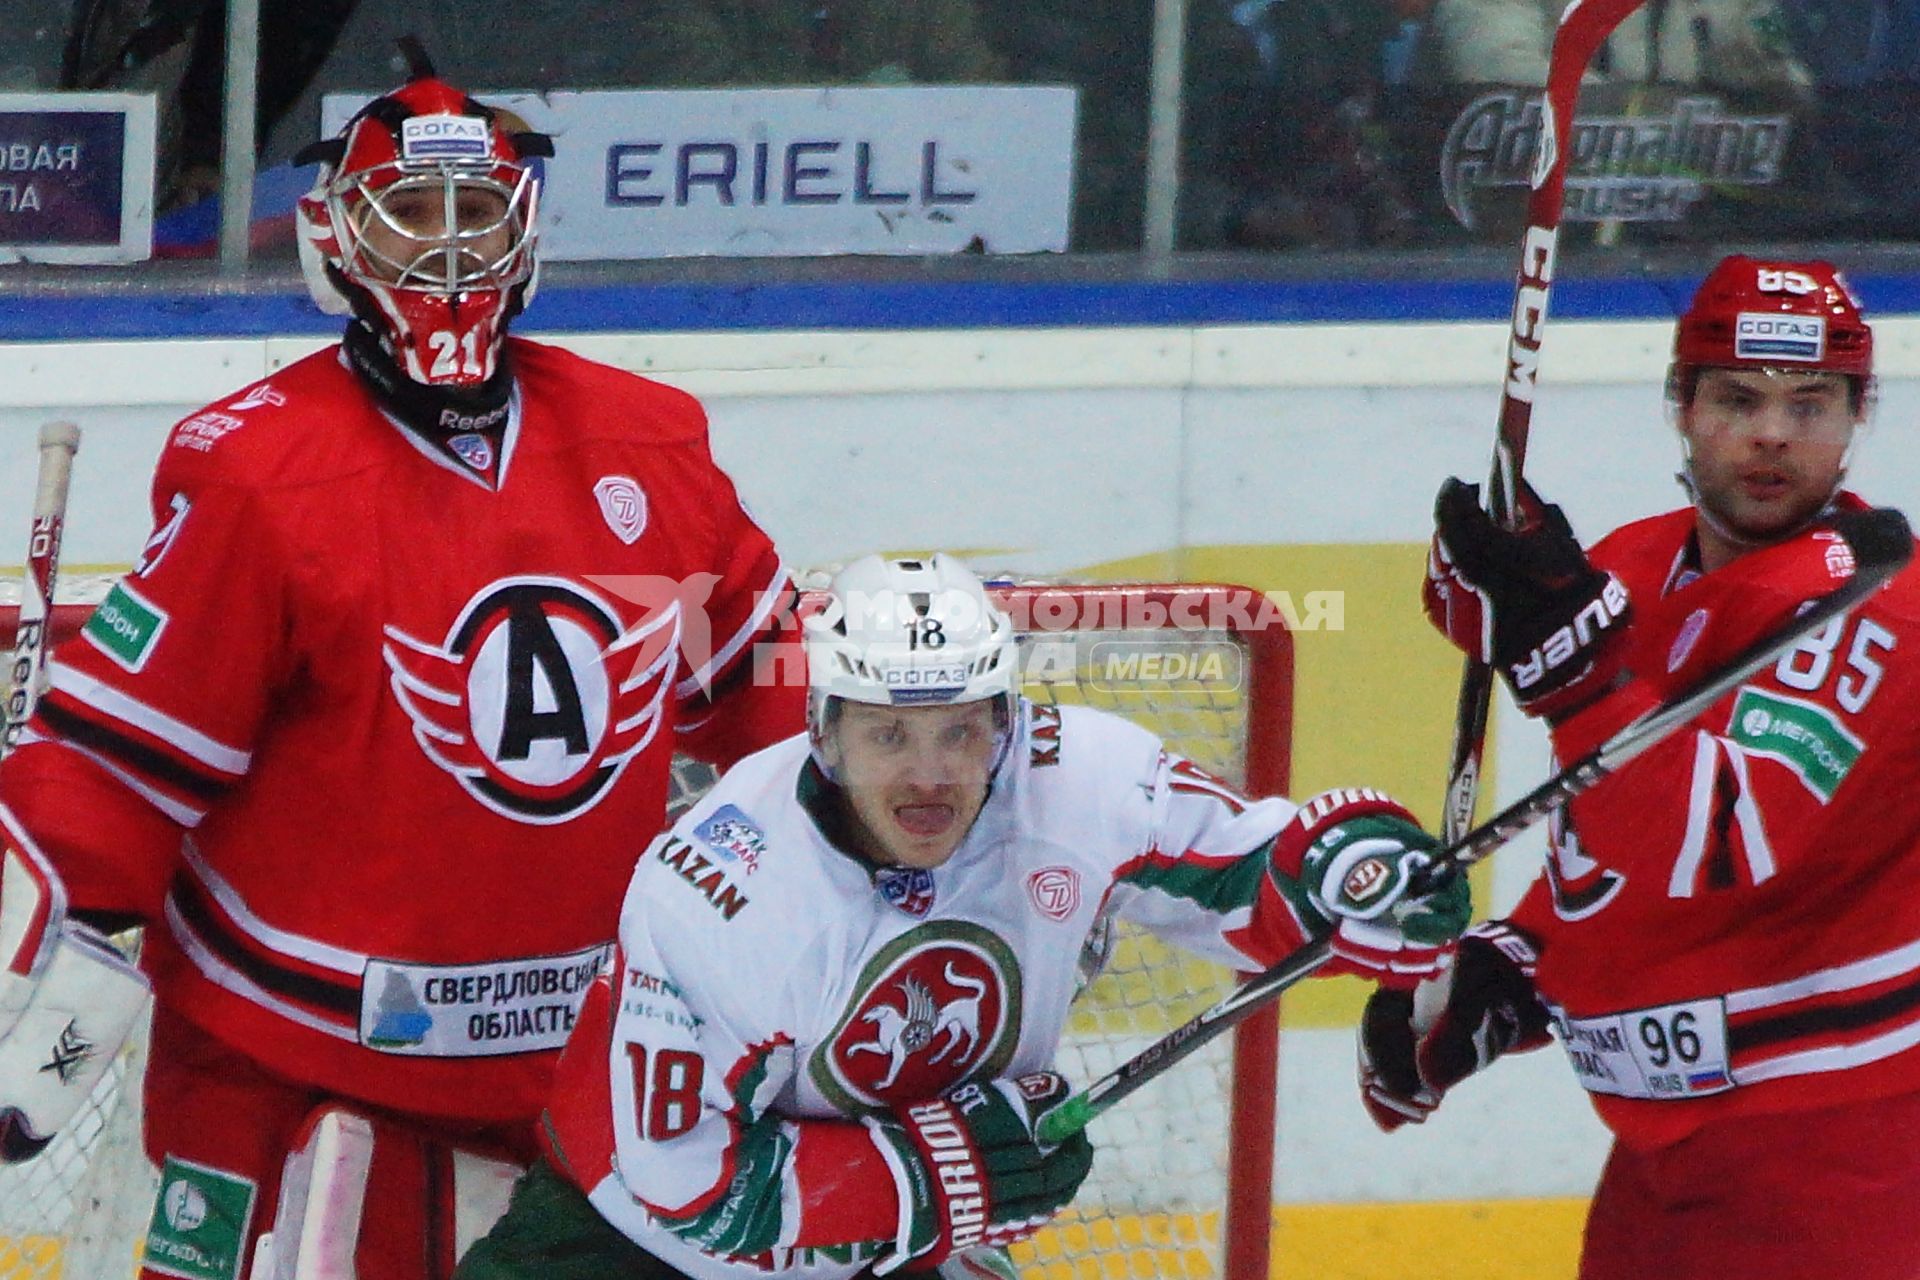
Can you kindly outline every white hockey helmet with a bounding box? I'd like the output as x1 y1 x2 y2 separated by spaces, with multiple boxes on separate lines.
803 554 1021 778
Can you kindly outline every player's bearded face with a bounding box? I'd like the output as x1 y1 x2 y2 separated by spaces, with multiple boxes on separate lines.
829 701 999 870
1681 367 1859 545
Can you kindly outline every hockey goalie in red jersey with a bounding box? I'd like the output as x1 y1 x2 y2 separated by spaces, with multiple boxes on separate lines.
1362 255 1920 1280
0 41 804 1280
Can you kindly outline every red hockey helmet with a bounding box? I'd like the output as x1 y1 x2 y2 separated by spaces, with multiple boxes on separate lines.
295 42 552 388
1669 255 1874 408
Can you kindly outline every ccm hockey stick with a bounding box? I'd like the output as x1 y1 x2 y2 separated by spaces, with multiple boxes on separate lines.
1442 0 1649 844
3 421 82 757
1040 508 1914 1143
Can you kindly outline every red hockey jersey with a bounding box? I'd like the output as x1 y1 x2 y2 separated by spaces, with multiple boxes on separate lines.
1512 495 1920 1150
0 338 805 1124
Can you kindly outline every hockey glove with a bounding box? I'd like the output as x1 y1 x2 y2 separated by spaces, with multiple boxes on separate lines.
1358 921 1553 1133
1425 478 1631 720
875 1071 1093 1271
1269 789 1471 982
0 920 149 1161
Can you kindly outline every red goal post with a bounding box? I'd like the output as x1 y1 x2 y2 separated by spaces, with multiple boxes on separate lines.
2 578 1293 1280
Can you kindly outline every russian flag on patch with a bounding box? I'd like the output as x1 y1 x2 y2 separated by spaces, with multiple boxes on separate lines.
1687 1068 1730 1091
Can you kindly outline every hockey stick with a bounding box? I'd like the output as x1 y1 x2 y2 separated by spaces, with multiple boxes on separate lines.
3 421 82 759
1442 0 1649 843
1040 508 1914 1143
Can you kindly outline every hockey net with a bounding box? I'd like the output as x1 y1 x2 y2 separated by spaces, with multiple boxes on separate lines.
0 579 1291 1280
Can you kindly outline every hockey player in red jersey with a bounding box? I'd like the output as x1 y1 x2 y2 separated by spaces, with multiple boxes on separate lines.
1360 255 1920 1280
0 41 804 1280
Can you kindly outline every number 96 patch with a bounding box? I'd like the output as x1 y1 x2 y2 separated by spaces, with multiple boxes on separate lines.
1555 997 1734 1100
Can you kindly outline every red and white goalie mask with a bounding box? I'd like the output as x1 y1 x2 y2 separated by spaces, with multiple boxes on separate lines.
295 66 550 388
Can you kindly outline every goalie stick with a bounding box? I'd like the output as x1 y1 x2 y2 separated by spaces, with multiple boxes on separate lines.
3 421 82 758
1442 0 1650 844
1039 508 1915 1144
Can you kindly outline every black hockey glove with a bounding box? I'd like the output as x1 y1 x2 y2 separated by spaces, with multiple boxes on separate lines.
878 1071 1093 1269
1424 478 1631 720
1358 921 1554 1132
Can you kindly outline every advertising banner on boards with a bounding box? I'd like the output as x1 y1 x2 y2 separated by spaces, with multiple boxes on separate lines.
322 85 1076 258
0 92 157 264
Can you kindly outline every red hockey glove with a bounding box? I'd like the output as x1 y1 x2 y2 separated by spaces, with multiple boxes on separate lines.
876 1072 1093 1270
1424 478 1631 720
1270 789 1471 983
1358 921 1553 1132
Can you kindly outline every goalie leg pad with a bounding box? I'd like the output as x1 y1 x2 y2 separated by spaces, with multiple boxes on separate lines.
0 817 70 1032
0 921 146 1161
255 1108 376 1280
251 1106 526 1280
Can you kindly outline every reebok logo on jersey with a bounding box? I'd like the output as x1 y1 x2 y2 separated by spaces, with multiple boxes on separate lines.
1667 608 1711 674
135 493 191 577
381 576 679 824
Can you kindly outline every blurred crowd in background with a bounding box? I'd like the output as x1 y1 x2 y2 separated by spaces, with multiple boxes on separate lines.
6 0 1917 255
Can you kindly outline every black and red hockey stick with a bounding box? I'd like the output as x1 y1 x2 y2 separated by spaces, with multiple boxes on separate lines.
1442 0 1651 843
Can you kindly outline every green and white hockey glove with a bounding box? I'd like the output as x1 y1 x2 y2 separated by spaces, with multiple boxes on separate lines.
1272 788 1471 981
872 1071 1093 1271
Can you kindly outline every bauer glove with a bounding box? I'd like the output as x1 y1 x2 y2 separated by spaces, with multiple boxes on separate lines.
1358 921 1554 1132
1425 478 1631 720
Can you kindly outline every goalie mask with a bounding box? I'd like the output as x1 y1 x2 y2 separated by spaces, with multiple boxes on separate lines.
802 554 1021 783
294 41 551 388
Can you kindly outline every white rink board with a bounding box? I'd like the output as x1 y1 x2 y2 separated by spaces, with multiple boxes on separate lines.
2 316 1915 1210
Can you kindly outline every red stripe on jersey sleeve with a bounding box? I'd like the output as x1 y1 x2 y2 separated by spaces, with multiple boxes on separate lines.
541 971 621 1191
35 689 235 811
788 1120 900 1247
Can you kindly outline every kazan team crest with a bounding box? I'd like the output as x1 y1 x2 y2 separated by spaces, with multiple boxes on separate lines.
382 576 680 824
813 923 1022 1110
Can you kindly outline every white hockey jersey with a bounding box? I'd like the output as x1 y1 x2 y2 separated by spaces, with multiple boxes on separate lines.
541 701 1324 1278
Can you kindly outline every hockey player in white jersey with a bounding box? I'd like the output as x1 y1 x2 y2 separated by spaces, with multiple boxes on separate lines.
457 555 1471 1280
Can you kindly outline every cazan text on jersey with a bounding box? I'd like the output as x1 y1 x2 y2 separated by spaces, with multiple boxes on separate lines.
1513 576 1630 692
